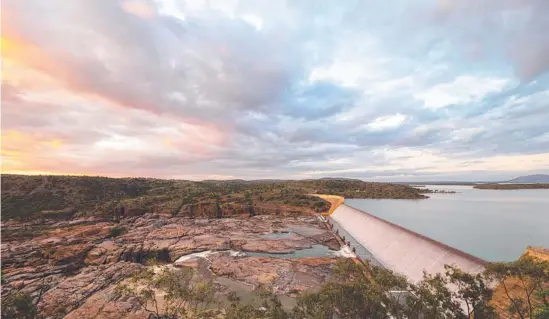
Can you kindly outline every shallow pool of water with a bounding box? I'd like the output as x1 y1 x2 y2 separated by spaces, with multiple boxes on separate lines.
245 244 336 258
174 244 353 263
261 231 295 239
287 226 326 237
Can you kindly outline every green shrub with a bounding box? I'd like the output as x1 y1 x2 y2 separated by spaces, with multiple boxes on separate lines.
1 291 38 319
109 226 126 237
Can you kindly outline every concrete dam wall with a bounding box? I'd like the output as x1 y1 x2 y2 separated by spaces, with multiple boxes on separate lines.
330 204 486 283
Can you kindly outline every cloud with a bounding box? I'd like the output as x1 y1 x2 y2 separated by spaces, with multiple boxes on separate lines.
429 0 549 81
364 114 409 131
414 76 511 109
2 0 303 123
241 14 263 30
1 0 548 181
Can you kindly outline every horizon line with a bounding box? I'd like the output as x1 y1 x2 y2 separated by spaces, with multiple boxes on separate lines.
2 172 540 184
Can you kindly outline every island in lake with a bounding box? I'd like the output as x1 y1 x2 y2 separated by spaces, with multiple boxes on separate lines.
416 188 457 194
473 183 549 190
472 174 549 189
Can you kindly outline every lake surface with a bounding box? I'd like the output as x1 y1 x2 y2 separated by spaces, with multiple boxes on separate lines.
346 185 549 262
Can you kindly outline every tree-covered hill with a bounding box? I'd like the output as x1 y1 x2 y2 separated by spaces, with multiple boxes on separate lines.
1 174 426 220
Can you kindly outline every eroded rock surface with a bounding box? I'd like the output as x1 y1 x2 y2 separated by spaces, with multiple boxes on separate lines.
39 262 143 317
2 214 341 318
209 253 336 294
64 286 149 319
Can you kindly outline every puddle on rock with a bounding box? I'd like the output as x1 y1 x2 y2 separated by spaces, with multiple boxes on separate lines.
245 244 336 258
261 231 295 239
174 244 353 262
287 225 327 237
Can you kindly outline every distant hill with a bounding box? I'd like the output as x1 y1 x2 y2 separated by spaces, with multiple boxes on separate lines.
1 174 426 220
474 183 549 190
506 174 549 183
394 181 479 186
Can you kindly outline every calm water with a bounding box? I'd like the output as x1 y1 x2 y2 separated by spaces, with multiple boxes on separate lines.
346 185 549 262
245 244 336 258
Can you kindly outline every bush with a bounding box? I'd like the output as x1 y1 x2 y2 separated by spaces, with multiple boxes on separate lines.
109 226 126 237
1 291 38 319
114 267 216 318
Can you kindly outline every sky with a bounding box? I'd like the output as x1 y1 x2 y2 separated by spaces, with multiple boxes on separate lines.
1 0 549 182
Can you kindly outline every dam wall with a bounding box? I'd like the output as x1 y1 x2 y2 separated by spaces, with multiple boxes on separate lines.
330 204 486 283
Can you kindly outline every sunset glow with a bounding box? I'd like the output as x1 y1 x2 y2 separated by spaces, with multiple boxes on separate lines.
2 0 548 181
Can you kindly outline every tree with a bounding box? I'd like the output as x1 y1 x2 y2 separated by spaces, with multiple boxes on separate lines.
534 289 549 319
444 265 495 319
114 266 217 319
293 259 498 319
486 256 549 319
244 191 252 201
404 272 463 319
293 260 407 319
248 201 256 217
225 287 289 319
215 198 223 219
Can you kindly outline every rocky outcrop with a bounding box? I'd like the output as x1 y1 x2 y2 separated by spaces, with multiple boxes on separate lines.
38 262 143 317
524 246 549 262
2 215 336 274
209 253 336 294
1 214 342 317
64 285 149 319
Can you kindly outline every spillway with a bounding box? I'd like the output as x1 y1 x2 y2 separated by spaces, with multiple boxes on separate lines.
330 204 486 283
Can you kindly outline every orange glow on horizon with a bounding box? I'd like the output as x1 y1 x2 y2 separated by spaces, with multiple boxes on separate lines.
1 130 67 172
0 170 84 176
2 36 50 70
1 18 230 177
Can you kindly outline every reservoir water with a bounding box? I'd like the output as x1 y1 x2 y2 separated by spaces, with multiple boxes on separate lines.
345 185 549 262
